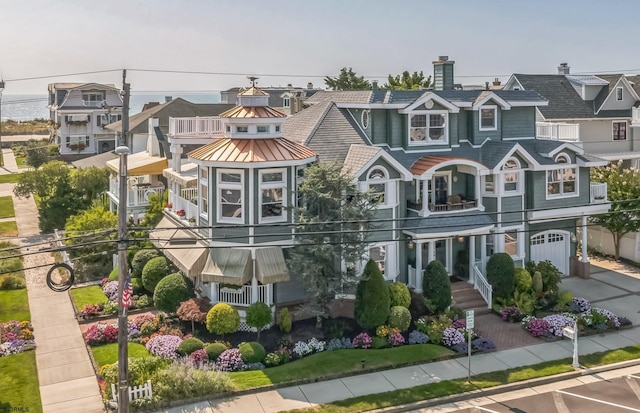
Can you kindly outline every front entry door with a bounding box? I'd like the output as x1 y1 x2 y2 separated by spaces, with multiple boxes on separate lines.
435 240 449 273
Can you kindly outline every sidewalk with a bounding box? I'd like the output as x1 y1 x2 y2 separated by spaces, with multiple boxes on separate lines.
0 148 19 174
6 149 105 413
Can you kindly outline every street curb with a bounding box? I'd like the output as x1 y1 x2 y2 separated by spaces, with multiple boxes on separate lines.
373 357 640 413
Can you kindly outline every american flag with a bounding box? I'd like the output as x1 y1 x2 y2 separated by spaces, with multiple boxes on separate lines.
122 277 133 308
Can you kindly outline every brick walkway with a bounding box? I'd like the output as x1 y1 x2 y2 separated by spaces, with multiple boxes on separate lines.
474 312 540 349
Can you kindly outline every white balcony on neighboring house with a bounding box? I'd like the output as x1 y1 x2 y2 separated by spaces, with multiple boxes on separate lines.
633 107 640 126
83 99 106 107
167 188 199 221
108 177 165 208
537 122 580 142
209 283 274 307
169 116 224 138
590 182 608 204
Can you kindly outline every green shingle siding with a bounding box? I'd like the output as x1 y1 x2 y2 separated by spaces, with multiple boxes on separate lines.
502 108 535 139
527 168 591 210
501 196 523 227
470 108 502 144
371 109 387 145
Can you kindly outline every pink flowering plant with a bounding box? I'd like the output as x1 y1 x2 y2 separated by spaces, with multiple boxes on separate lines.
81 304 102 317
215 348 244 372
102 281 119 301
388 332 405 347
189 348 209 366
523 317 551 337
500 306 525 323
145 334 183 360
352 332 373 349
84 322 118 345
0 321 35 357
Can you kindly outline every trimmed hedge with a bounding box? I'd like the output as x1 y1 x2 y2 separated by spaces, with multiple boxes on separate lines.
153 273 195 313
486 253 515 300
205 342 228 361
388 305 411 332
206 303 240 337
177 337 205 356
354 259 390 330
238 341 266 364
141 256 169 293
422 260 452 313
388 282 411 308
131 249 160 277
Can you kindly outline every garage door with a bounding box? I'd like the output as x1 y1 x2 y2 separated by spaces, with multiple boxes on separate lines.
529 231 569 275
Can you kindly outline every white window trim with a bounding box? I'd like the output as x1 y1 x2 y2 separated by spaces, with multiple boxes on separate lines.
616 86 623 101
501 157 523 195
545 160 579 200
283 97 290 108
366 242 398 281
259 168 287 224
217 169 244 224
482 174 495 195
199 168 209 219
408 110 449 146
366 167 395 207
479 105 498 131
256 125 270 133
235 125 249 133
612 120 627 141
503 226 524 260
419 171 452 205
361 110 370 130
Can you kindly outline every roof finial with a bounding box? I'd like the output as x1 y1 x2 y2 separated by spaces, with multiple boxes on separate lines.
247 76 259 87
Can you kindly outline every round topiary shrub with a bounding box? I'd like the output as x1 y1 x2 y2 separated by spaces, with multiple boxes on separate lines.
131 249 160 277
387 305 412 332
514 267 532 293
486 253 515 300
177 337 205 356
354 259 391 330
108 267 119 281
205 342 228 361
388 282 411 308
206 303 240 338
141 256 169 293
131 277 145 295
246 301 272 341
422 260 452 313
153 273 195 313
238 341 266 364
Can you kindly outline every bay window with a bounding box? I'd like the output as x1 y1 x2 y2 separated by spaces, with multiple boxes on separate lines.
409 112 448 144
547 154 577 197
260 169 286 222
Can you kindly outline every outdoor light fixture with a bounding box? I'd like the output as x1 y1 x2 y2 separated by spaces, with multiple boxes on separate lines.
457 236 464 243
571 232 577 243
407 238 414 250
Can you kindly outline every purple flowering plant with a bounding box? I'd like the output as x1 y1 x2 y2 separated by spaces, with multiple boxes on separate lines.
525 317 551 337
388 332 405 347
501 306 525 322
215 348 244 372
570 296 591 313
408 330 429 344
102 281 119 301
352 332 373 349
145 334 183 360
543 314 576 337
442 328 465 347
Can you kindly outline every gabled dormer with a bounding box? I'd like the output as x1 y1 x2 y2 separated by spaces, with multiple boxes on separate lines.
398 93 459 149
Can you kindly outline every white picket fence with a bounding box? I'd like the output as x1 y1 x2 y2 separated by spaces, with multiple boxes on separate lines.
110 380 153 407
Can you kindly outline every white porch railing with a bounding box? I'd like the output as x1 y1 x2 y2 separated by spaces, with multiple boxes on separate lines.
169 116 224 137
168 189 199 221
109 178 164 208
407 265 417 290
590 182 607 203
181 187 198 201
472 263 492 309
217 284 274 306
536 122 580 142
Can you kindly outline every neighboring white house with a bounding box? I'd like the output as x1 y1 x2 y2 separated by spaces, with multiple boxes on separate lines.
48 82 123 156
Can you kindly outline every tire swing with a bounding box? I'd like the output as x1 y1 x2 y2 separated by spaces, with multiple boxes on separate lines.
46 263 75 292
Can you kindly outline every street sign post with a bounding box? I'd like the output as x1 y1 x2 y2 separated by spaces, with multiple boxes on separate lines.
563 321 579 368
466 310 474 382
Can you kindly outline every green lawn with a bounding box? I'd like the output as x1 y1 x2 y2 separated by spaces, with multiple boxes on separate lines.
0 196 14 218
0 289 30 322
0 221 18 237
15 157 26 168
91 342 150 368
230 345 454 390
0 351 42 413
69 285 108 310
0 174 19 184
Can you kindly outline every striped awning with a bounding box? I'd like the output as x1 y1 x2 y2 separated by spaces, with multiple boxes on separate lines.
107 151 168 176
255 247 290 284
201 248 252 286
150 216 208 277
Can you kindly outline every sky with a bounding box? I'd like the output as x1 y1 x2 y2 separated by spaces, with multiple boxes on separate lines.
1 0 639 95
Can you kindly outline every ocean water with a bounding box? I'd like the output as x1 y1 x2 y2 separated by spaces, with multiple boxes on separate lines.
0 92 222 121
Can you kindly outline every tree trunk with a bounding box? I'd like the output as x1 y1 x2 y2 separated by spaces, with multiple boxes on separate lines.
614 232 621 260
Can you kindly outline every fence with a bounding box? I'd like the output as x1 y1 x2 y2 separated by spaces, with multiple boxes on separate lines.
110 380 153 407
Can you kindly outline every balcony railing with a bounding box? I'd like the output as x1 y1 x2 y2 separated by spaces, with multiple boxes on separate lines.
407 198 478 213
109 178 164 208
83 100 106 107
407 265 417 290
590 182 608 203
167 189 199 221
169 116 224 137
215 284 274 306
473 261 492 309
537 122 580 142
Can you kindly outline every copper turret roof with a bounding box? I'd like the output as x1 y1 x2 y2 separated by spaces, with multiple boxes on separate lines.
189 137 316 163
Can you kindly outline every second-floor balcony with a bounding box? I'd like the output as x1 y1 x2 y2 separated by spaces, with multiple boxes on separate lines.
537 122 580 142
590 182 608 204
167 188 199 222
169 116 224 137
108 177 165 208
407 196 478 214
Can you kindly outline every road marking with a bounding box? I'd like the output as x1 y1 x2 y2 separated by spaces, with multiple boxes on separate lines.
626 377 640 401
552 391 571 413
556 389 640 412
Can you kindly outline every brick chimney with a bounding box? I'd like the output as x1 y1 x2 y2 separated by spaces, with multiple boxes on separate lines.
493 78 501 87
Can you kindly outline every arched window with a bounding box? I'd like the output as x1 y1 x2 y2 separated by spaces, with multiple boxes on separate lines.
361 110 370 129
502 157 520 192
548 153 577 197
367 167 389 205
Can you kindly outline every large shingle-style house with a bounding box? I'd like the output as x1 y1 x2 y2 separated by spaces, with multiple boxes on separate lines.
153 59 611 318
47 82 123 155
221 83 319 116
157 83 317 322
504 63 640 168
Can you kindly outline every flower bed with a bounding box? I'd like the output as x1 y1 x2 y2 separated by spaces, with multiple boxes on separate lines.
73 280 153 320
0 320 35 357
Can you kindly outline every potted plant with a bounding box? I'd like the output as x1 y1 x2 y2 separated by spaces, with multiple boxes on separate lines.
176 209 186 217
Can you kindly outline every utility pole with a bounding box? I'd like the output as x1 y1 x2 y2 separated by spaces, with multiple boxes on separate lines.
115 69 131 413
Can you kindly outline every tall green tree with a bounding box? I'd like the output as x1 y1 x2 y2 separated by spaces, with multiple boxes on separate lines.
354 259 390 330
324 67 371 90
13 161 109 232
24 139 51 169
64 204 117 259
383 70 432 90
287 162 378 327
590 161 640 259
